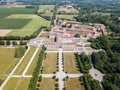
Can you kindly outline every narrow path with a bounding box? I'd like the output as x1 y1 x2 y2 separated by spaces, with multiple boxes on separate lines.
0 46 30 90
22 39 44 77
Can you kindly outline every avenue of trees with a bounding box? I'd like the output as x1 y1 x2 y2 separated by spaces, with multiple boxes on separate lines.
28 46 46 90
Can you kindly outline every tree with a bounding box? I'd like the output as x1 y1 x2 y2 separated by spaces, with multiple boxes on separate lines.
74 33 80 38
6 40 11 45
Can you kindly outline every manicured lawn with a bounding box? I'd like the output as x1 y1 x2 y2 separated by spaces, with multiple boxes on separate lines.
57 15 77 20
0 48 19 75
39 78 56 90
42 53 57 74
3 78 31 90
65 78 84 90
26 49 41 75
64 53 80 74
14 47 36 75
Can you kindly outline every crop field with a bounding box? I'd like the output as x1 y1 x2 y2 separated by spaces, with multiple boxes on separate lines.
0 19 32 29
63 53 80 74
65 78 84 90
56 15 77 20
42 53 57 74
0 30 12 36
57 7 79 14
0 7 50 37
3 78 31 90
38 5 55 18
0 14 51 37
39 78 56 90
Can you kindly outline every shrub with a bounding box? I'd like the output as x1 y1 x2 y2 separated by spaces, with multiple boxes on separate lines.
14 46 26 58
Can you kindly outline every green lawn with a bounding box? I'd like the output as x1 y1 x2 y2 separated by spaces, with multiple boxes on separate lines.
3 78 31 90
56 15 77 20
26 49 41 75
14 47 36 75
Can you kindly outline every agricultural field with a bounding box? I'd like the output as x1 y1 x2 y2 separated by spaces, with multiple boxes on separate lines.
14 47 36 75
0 7 51 37
42 53 57 74
57 6 79 14
3 78 31 90
38 5 55 18
56 15 77 20
0 30 12 36
65 78 84 90
39 78 56 90
0 19 32 29
63 53 80 74
26 48 41 75
0 48 19 82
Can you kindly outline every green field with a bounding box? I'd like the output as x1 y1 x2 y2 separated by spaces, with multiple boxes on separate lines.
38 5 55 18
5 14 50 37
3 78 31 90
0 19 31 29
0 7 50 37
57 15 77 20
14 47 36 75
0 7 37 19
38 5 55 13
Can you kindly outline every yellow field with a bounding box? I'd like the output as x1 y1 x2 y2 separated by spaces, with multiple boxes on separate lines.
14 47 36 75
65 78 84 90
64 53 80 74
0 48 19 75
42 53 57 74
39 78 56 90
26 49 41 75
3 78 31 90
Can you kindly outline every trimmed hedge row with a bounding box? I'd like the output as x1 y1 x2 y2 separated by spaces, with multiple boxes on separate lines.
28 46 46 90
